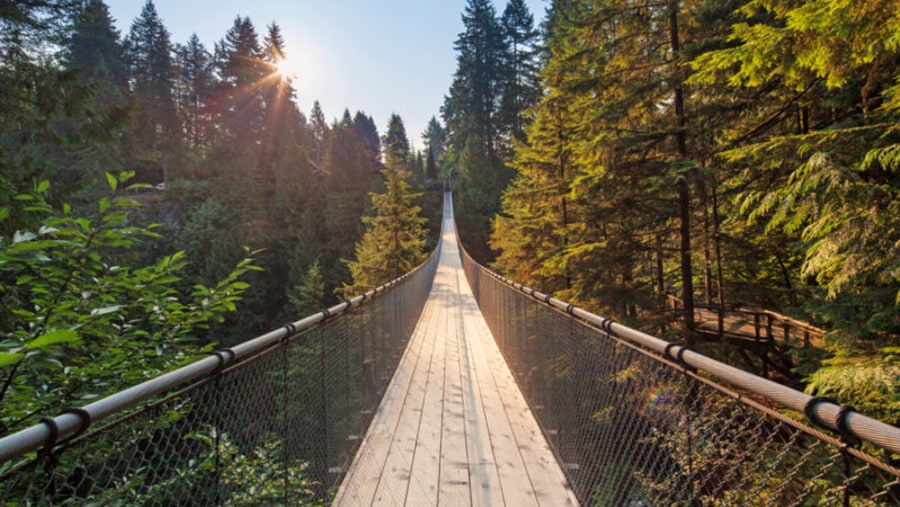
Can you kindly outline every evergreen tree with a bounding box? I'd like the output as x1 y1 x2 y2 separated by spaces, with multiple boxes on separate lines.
491 0 711 334
263 22 286 64
309 100 328 171
213 16 267 163
688 0 900 409
66 0 127 103
289 260 326 317
442 0 513 262
425 146 438 182
53 0 129 198
499 0 542 143
382 113 410 171
342 162 427 296
0 1 126 240
354 111 381 164
409 149 425 185
174 34 214 156
422 116 446 180
322 110 377 291
260 22 304 203
124 0 178 184
443 0 506 160
491 6 578 296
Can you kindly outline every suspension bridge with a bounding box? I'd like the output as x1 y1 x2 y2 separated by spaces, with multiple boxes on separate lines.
1 193 899 505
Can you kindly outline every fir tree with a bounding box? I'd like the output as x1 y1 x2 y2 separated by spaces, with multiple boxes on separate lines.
354 111 381 164
174 34 214 154
499 0 542 143
382 113 410 171
66 0 127 102
289 260 326 317
422 116 446 178
54 0 129 198
214 16 267 161
124 0 178 184
442 0 513 262
309 100 328 171
342 162 427 296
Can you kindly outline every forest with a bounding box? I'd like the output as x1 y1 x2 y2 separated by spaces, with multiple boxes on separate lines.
0 0 446 437
444 0 899 426
1 0 898 448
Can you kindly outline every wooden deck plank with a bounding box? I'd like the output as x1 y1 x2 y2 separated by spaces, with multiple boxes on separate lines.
334 280 440 506
370 285 444 507
438 283 471 505
448 254 534 507
456 272 505 507
403 280 448 505
333 196 578 506
482 332 578 506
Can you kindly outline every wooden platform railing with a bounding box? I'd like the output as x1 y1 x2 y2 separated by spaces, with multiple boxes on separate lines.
668 295 825 349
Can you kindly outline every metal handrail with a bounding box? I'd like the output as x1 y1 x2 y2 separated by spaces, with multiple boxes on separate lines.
465 253 900 456
0 247 440 464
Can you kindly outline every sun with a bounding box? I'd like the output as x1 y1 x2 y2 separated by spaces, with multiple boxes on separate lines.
273 57 296 80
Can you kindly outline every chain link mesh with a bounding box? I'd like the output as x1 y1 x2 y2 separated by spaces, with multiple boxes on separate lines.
0 252 438 506
462 251 900 506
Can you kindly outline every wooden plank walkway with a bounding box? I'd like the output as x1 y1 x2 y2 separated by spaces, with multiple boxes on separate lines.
332 196 578 507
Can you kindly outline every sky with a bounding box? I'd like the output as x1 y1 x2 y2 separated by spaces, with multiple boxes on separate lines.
105 0 547 150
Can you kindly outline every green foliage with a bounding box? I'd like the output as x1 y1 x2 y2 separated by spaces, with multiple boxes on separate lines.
186 428 322 506
0 174 259 434
382 113 410 171
289 260 326 317
343 167 427 296
804 348 900 425
74 427 322 506
443 0 540 263
123 0 179 184
485 0 900 422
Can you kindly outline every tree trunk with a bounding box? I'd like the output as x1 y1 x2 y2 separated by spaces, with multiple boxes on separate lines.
713 177 725 335
669 1 695 347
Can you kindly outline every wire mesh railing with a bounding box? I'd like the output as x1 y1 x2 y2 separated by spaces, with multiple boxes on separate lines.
0 246 439 505
461 247 900 506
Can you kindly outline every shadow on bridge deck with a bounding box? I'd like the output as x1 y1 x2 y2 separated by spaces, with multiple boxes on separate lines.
333 196 578 506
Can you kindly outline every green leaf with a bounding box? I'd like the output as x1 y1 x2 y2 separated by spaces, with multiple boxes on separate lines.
37 180 50 193
0 352 25 367
106 172 118 192
99 197 111 214
0 207 9 222
27 330 80 350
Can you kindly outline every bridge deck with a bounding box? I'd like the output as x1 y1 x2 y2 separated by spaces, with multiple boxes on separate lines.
333 198 578 506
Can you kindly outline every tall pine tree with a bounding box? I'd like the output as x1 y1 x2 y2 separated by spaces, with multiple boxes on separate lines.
124 0 177 184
